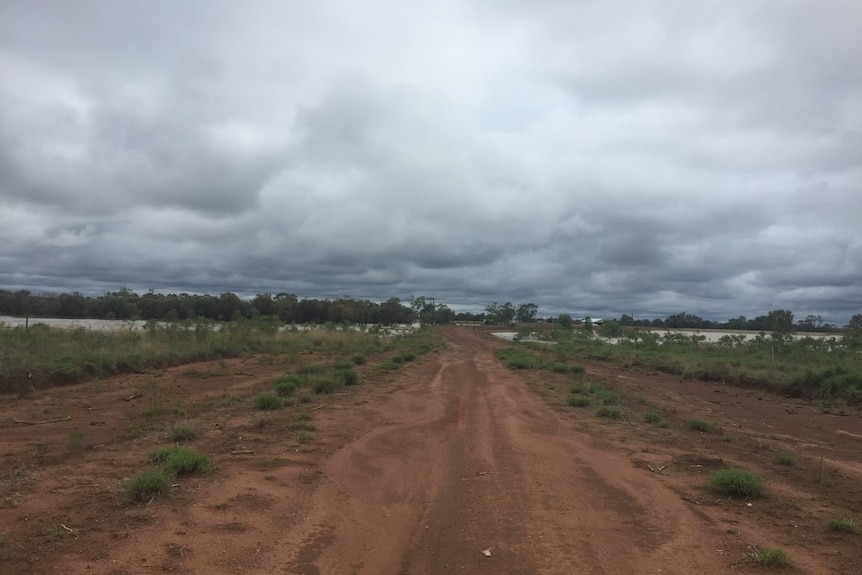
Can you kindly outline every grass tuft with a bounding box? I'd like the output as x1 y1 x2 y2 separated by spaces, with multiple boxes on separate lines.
827 517 859 534
148 445 212 475
775 452 795 466
687 418 715 433
127 467 170 501
706 469 764 498
595 406 620 420
567 395 590 407
754 547 790 568
253 393 282 410
643 412 664 425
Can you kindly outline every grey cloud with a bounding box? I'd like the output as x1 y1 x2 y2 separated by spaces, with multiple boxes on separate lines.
0 0 859 324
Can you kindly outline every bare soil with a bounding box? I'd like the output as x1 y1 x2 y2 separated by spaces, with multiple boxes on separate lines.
1 327 860 574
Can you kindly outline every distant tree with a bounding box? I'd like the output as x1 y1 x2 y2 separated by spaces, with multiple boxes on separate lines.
583 316 593 334
598 319 623 338
726 316 747 330
515 303 538 323
767 309 794 334
619 314 634 327
557 313 573 329
850 313 862 332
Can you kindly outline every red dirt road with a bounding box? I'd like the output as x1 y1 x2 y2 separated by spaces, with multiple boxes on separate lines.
1 327 861 574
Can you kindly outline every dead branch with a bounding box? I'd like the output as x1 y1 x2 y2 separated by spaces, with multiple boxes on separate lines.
122 391 142 401
11 415 71 425
230 450 255 455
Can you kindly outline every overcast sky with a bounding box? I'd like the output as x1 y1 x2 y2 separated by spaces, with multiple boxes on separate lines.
1 1 860 322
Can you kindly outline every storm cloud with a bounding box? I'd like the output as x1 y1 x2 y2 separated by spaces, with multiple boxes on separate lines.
1 0 860 323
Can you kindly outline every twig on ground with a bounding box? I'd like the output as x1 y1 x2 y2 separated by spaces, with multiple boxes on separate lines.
11 415 71 425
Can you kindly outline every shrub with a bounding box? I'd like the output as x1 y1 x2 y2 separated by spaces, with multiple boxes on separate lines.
127 467 170 501
399 352 416 362
596 389 619 405
570 365 586 375
596 406 620 420
827 517 859 534
643 412 663 424
567 395 590 407
168 421 198 442
273 378 298 396
706 469 764 498
296 363 326 375
148 445 212 475
351 354 366 365
312 377 338 394
334 359 353 370
754 547 790 567
297 431 314 443
687 418 715 433
334 368 359 386
775 452 795 466
254 393 282 410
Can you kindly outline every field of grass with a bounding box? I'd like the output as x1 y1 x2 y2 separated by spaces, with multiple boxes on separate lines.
0 320 395 395
501 329 862 405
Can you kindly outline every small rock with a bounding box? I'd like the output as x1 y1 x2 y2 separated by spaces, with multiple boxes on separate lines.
482 549 492 557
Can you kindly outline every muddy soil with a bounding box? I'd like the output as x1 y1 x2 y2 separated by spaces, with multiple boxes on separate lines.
1 327 860 574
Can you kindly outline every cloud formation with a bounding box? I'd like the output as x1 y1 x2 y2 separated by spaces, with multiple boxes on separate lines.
1 0 860 323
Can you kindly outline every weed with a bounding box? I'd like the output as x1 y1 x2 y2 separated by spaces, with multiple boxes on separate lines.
827 517 859 534
273 374 301 396
775 452 795 466
351 354 366 365
399 352 416 362
596 406 621 420
312 377 338 394
297 431 314 443
288 421 316 431
148 445 212 475
254 393 282 410
334 359 353 370
596 389 619 405
126 422 146 439
643 412 664 425
753 547 790 568
296 363 326 375
687 418 715 433
127 467 170 501
567 395 590 407
706 469 764 498
297 411 312 421
250 416 271 429
334 368 359 386
45 523 72 544
167 421 198 442
67 431 84 452
726 527 739 535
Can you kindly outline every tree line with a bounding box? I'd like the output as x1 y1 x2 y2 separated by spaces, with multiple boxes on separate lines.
0 289 857 332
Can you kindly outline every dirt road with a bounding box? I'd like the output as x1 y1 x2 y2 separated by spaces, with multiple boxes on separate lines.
2 327 860 574
277 327 731 574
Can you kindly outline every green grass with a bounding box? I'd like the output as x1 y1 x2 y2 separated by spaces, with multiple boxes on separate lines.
127 467 170 501
67 431 84 452
148 445 212 475
0 321 392 395
643 412 664 425
273 374 301 396
706 469 764 498
754 547 790 568
827 517 859 534
687 418 715 433
297 431 314 443
351 354 366 365
567 395 590 407
253 393 282 410
775 452 795 466
595 406 621 420
334 368 359 386
596 389 619 405
167 421 198 442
